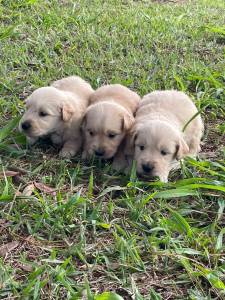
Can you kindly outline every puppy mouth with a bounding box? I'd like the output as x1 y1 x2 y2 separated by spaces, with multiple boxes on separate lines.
22 129 50 139
137 171 168 183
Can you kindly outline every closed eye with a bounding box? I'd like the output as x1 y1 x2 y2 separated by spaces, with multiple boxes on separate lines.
39 111 48 117
108 132 118 139
89 130 94 136
138 145 145 151
161 150 169 156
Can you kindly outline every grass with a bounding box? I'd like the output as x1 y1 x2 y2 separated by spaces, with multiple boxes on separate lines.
0 0 225 299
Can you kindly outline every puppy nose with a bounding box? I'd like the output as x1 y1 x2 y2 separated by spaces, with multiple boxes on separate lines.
21 121 31 131
95 149 105 157
142 163 154 173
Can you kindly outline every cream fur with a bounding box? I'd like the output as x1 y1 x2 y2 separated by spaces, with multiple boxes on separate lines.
19 76 94 158
120 90 204 182
82 84 140 160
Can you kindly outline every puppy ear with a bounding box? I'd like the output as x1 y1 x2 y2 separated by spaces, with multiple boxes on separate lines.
122 113 135 131
80 114 87 131
124 125 138 155
175 138 189 160
25 96 31 105
61 103 74 122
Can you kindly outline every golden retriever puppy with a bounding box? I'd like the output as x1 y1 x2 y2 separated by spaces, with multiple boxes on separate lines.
124 90 204 182
19 76 94 158
82 84 140 161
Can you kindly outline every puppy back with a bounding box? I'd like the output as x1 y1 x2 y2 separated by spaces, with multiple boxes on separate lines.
51 76 94 103
89 84 140 114
138 90 203 136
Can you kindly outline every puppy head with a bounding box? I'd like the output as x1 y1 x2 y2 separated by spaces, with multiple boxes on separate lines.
19 87 75 138
82 102 134 159
131 120 189 182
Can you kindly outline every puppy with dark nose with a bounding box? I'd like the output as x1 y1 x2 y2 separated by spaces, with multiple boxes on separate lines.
82 84 140 162
123 90 204 182
19 76 94 158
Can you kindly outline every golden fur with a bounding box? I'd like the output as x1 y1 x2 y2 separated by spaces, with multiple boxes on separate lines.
120 90 204 182
82 84 140 160
19 76 94 158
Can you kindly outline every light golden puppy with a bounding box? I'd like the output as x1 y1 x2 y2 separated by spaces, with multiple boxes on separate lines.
19 76 94 158
82 84 140 160
124 90 204 182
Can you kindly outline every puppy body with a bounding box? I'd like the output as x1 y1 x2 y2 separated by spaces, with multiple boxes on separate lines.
19 76 94 158
125 90 204 182
82 84 140 160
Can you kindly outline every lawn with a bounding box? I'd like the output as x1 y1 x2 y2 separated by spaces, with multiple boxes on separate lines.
0 0 225 299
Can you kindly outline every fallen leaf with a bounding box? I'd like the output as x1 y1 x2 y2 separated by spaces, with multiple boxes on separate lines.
0 241 19 257
34 182 56 195
199 152 217 159
0 171 20 178
8 166 28 175
22 184 35 196
18 262 33 272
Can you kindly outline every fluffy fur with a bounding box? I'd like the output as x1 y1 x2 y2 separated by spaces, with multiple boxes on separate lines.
122 90 204 182
19 76 94 158
82 84 140 161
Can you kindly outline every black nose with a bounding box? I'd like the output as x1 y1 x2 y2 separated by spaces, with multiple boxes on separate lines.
95 149 105 157
22 121 31 131
142 163 154 173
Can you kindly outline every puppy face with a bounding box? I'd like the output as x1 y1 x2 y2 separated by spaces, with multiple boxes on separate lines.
132 121 189 182
19 87 74 139
83 102 134 159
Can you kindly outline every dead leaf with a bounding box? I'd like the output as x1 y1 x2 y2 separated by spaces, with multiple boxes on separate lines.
18 262 33 272
34 182 56 195
0 171 20 178
199 151 217 159
22 184 35 196
8 166 28 175
0 241 19 257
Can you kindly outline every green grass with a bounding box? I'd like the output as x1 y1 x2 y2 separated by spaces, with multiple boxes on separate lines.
0 0 225 299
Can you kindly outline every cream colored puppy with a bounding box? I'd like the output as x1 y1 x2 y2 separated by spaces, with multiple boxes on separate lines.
82 84 140 160
125 90 204 182
19 76 94 158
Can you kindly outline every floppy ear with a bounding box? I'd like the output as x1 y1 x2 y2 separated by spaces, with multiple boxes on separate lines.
24 96 31 105
122 112 135 131
80 114 87 131
61 103 75 122
175 138 190 160
123 125 138 156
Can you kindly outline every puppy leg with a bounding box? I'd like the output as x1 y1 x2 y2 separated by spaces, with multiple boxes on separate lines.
81 149 89 159
159 174 168 183
59 138 81 158
112 150 128 171
27 136 38 145
51 133 63 145
188 137 202 156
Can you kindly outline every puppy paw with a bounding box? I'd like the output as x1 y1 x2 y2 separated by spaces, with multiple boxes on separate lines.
59 148 76 159
81 151 89 160
112 159 126 172
27 137 38 146
51 133 62 145
159 176 168 183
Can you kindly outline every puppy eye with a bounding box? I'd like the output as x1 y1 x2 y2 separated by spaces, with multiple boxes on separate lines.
139 145 144 151
108 133 116 139
161 150 168 156
39 111 48 117
89 130 94 136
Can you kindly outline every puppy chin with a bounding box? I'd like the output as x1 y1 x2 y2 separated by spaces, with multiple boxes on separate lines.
137 169 168 183
103 150 117 160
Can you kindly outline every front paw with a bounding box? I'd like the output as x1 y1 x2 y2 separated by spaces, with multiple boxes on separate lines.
59 148 76 158
81 150 89 160
27 137 38 146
